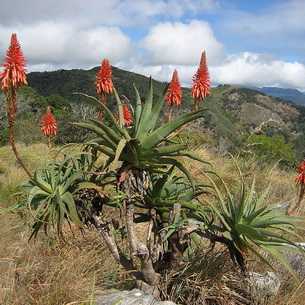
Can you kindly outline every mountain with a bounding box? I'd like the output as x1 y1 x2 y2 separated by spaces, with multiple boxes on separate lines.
1 66 305 164
256 87 305 106
27 66 170 105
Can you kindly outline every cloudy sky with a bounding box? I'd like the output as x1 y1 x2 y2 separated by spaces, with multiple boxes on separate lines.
1 0 305 89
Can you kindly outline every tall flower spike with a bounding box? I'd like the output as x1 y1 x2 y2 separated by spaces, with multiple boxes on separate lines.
41 106 57 137
191 51 210 108
1 33 31 178
96 59 113 95
0 33 27 92
123 104 133 127
165 70 182 107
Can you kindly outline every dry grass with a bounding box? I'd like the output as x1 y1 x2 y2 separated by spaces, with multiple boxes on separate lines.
160 249 251 305
0 213 124 305
0 144 304 305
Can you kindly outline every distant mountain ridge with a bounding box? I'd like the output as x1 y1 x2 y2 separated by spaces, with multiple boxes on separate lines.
253 86 305 106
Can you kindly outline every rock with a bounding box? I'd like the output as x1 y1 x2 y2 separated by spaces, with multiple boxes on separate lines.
96 288 176 305
284 243 305 278
247 272 281 301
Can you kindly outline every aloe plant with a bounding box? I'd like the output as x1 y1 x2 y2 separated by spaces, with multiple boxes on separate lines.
74 79 207 189
24 153 99 238
205 171 304 275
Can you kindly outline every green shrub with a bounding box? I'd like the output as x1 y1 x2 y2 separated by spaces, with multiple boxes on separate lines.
246 134 295 166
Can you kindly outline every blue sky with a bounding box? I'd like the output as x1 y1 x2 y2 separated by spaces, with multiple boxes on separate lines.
1 0 305 89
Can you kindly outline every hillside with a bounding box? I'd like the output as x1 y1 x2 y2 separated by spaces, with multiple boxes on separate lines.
1 66 305 163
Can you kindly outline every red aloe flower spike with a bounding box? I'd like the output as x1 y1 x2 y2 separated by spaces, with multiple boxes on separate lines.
0 33 27 92
96 59 113 96
296 160 305 185
123 104 133 127
191 51 210 110
165 69 182 107
291 160 305 214
1 33 31 178
41 106 57 148
96 59 113 120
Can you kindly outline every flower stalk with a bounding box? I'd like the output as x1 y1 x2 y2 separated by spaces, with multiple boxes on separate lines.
0 33 31 178
191 51 210 111
165 69 182 121
96 59 113 120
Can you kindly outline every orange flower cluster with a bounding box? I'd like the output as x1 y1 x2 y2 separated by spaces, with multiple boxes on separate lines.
165 70 182 107
123 104 133 127
0 33 27 91
96 59 114 95
296 160 305 184
41 107 57 136
191 51 210 102
165 51 210 112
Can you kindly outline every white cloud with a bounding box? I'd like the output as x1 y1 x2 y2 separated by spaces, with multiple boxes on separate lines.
212 52 305 90
142 20 224 65
128 52 305 91
0 0 219 26
0 22 133 67
128 64 195 86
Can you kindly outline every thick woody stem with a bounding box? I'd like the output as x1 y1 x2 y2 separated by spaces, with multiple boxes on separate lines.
126 204 139 258
125 203 160 286
168 204 185 264
92 215 134 271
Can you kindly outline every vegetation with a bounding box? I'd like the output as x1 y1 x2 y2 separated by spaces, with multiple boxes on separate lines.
246 134 295 165
14 79 302 299
1 35 305 305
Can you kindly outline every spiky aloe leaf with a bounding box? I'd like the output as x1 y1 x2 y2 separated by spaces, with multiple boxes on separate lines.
75 182 104 193
155 144 186 155
110 138 127 170
159 158 195 188
133 84 142 133
62 192 81 224
73 92 125 136
136 77 153 138
73 122 117 151
87 119 121 144
113 87 124 127
141 109 205 150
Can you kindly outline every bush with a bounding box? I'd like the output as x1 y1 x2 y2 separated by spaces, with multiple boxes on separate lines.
246 134 295 166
